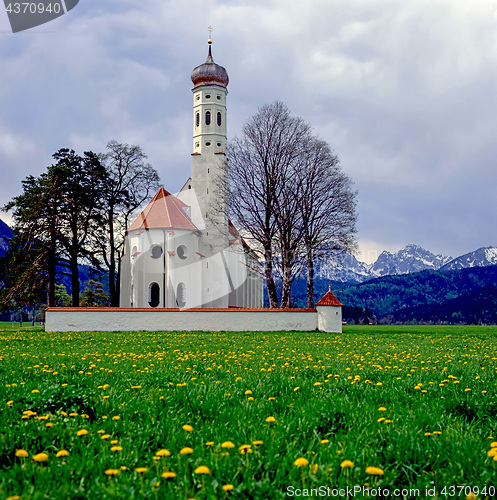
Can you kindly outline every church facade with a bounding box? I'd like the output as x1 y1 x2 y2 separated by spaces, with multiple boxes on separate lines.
120 40 263 309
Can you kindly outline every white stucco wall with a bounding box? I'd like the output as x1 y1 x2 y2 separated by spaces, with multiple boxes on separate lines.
45 308 341 333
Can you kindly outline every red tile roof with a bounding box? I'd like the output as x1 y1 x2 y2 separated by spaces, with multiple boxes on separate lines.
316 290 343 307
128 187 198 231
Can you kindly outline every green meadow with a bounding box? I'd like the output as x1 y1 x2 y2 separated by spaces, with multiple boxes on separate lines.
1 325 497 499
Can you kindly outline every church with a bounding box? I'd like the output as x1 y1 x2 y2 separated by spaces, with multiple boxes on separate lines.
119 39 264 309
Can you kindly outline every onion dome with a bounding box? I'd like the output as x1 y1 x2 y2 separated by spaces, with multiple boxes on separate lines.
191 40 229 88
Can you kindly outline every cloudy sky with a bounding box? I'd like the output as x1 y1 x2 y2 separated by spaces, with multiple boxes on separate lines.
0 0 496 263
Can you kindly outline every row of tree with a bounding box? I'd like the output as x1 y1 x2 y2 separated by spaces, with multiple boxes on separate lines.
226 102 357 308
0 141 160 311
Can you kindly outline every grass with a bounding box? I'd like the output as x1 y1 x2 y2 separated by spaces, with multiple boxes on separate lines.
1 325 497 499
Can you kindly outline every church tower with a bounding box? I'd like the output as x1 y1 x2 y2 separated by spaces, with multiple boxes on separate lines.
188 37 230 306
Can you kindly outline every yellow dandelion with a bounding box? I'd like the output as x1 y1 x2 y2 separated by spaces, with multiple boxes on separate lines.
222 484 234 492
33 452 49 462
180 447 194 455
182 424 193 432
46 422 53 428
252 440 263 446
294 457 309 467
194 465 210 474
206 441 214 446
221 441 235 449
161 471 177 479
491 442 497 448
101 434 111 440
31 389 40 394
110 446 123 452
378 406 387 412
340 460 354 468
265 416 276 423
244 390 252 395
487 448 497 457
15 449 28 458
56 450 69 457
112 415 120 421
311 464 318 474
6 496 21 500
105 469 120 476
294 386 300 392
239 444 252 454
156 448 171 457
365 466 384 475
135 467 148 473
320 439 329 444
76 429 88 437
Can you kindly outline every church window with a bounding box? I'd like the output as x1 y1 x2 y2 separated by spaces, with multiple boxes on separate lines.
188 184 191 189
205 141 211 146
217 112 222 126
176 282 186 307
149 282 160 308
217 142 221 147
177 245 188 260
205 111 211 125
196 113 200 128
196 94 200 101
150 244 163 259
216 95 221 100
205 94 211 99
207 168 209 173
206 188 209 194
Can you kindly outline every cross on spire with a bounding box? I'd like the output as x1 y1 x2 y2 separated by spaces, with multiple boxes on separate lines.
208 25 213 42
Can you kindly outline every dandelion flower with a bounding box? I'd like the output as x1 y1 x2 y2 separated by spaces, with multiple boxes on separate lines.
56 450 69 457
252 440 263 446
135 467 148 473
487 448 497 457
365 466 384 475
15 449 28 458
105 469 120 476
110 446 123 452
101 434 111 440
320 439 329 444
378 407 387 412
33 453 49 462
77 429 88 437
182 424 193 432
206 441 214 447
294 457 309 467
222 484 234 492
221 441 235 449
294 386 300 392
112 415 120 421
161 471 177 479
194 465 210 474
6 496 21 500
239 444 252 454
31 389 40 394
156 449 171 457
265 416 276 423
340 460 354 468
180 447 194 455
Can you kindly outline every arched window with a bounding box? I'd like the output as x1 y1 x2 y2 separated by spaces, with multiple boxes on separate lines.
177 282 186 308
217 112 222 126
149 283 160 308
195 112 200 128
205 111 211 125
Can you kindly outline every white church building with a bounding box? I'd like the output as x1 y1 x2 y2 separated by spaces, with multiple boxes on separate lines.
119 39 263 309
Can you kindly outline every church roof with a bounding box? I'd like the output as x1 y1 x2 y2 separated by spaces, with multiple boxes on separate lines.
128 187 198 232
191 41 229 89
316 289 343 307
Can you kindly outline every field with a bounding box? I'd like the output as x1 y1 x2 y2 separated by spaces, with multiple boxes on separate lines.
1 325 497 499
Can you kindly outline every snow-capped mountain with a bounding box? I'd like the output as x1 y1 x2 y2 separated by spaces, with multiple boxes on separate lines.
440 247 497 272
369 244 452 277
317 252 372 283
318 244 455 283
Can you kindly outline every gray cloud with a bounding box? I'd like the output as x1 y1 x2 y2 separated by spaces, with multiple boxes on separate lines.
0 0 496 262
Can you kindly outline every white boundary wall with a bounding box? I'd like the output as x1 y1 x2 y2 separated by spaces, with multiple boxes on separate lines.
45 307 342 333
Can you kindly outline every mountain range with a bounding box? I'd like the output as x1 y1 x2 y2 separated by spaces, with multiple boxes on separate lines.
317 243 497 284
0 218 11 257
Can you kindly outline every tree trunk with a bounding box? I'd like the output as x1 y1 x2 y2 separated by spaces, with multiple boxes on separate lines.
280 248 293 309
264 245 278 308
306 244 315 308
32 305 36 326
70 250 79 307
108 211 118 306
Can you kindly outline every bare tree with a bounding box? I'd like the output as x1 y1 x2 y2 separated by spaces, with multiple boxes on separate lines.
228 102 311 307
296 139 357 307
227 101 357 308
99 141 160 306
